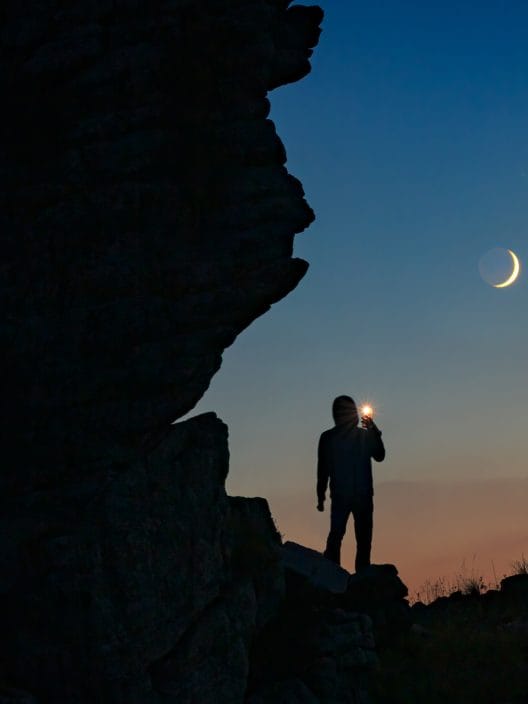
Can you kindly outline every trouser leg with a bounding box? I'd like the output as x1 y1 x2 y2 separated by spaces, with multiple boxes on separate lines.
324 500 350 566
353 497 373 572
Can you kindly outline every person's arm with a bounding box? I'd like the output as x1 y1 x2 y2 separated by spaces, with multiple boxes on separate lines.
316 434 329 511
363 417 385 461
369 423 385 462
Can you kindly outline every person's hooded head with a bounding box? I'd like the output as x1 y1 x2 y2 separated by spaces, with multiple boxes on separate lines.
332 395 359 427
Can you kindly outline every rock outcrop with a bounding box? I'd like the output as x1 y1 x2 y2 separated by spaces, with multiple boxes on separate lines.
283 542 411 643
1 2 328 702
2 0 323 463
1 413 286 702
247 543 387 704
0 409 405 703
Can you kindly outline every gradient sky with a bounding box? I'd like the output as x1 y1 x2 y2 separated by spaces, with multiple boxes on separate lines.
187 2 528 589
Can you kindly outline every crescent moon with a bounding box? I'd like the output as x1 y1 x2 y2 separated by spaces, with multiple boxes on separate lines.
493 249 521 288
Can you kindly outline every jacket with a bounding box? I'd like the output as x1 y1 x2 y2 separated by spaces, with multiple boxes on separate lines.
317 424 385 503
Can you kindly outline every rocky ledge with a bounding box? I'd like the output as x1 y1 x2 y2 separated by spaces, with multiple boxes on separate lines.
2 2 325 701
248 544 410 703
1 413 283 702
1 413 411 703
0 3 418 702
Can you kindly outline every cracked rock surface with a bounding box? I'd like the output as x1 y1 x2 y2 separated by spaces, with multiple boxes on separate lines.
2 0 323 463
1 3 327 702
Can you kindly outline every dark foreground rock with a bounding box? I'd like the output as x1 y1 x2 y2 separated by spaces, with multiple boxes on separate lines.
1 414 285 703
0 1 414 702
248 594 377 704
2 410 403 704
283 542 411 640
245 543 411 703
500 573 528 601
345 565 411 639
282 542 350 594
1 2 324 702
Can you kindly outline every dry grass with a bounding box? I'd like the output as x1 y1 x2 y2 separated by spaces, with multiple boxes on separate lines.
511 554 528 575
412 556 489 604
411 553 528 605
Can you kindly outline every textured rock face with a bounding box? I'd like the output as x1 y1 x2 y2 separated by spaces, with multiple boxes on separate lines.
248 544 381 704
1 413 285 702
2 0 323 462
2 2 325 701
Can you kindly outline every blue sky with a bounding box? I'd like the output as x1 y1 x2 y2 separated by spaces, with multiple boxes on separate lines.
189 1 528 503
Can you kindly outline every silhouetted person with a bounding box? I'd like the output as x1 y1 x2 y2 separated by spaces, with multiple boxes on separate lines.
317 395 385 571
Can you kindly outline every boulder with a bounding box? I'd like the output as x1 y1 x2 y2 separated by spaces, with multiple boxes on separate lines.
249 546 379 704
281 543 410 639
282 542 350 594
347 564 409 604
500 574 528 600
344 564 411 636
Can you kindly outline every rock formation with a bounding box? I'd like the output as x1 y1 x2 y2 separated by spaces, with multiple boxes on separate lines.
2 0 323 463
1 2 332 702
247 543 410 703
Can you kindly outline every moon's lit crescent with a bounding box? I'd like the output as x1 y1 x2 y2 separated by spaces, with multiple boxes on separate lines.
493 249 520 288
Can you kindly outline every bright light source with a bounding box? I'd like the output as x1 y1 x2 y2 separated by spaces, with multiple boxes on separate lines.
361 405 373 417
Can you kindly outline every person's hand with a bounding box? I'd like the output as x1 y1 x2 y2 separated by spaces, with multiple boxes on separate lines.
317 501 324 512
361 414 374 430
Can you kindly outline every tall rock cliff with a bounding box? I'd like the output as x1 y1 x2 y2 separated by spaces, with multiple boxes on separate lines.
2 0 323 462
1 2 326 702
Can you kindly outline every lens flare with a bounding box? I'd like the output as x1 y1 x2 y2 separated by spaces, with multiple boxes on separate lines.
361 405 373 417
